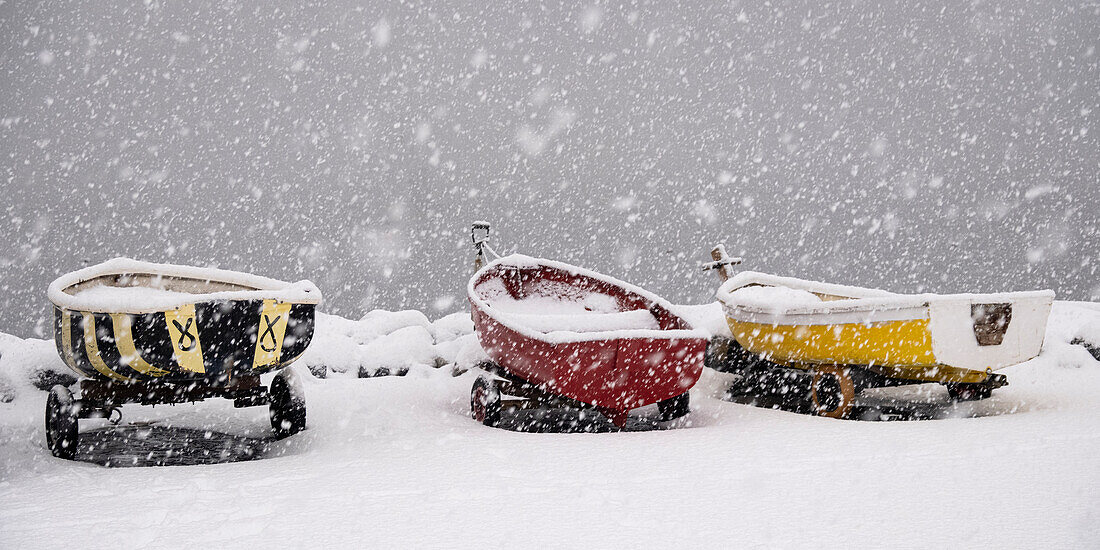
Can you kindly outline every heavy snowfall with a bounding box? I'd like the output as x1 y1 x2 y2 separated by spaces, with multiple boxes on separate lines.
1 1 1098 548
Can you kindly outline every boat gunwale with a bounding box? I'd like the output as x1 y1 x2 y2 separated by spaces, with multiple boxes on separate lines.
49 258 322 314
717 271 1055 322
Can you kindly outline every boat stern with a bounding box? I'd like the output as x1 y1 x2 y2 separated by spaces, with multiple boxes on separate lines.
929 291 1055 371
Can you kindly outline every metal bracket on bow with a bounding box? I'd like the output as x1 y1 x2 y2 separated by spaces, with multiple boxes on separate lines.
702 244 742 282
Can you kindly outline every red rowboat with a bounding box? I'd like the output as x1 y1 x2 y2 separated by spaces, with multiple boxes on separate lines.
468 254 708 428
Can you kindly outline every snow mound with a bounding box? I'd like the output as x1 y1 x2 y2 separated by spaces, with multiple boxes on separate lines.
1050 302 1100 362
299 310 475 378
359 309 432 339
358 325 436 375
675 302 732 338
0 333 75 403
429 312 474 342
1072 318 1100 349
432 313 478 369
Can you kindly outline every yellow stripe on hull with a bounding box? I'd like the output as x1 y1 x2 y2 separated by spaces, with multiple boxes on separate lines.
61 310 74 368
83 314 132 382
164 304 205 373
727 318 991 384
253 299 291 369
110 313 170 377
61 310 92 377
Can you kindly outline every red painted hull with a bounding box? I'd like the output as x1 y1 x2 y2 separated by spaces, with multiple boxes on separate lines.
469 257 707 421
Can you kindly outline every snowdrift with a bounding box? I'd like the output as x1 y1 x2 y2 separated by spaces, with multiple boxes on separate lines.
298 311 480 378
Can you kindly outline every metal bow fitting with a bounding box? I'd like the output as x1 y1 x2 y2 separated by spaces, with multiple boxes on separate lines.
702 243 743 282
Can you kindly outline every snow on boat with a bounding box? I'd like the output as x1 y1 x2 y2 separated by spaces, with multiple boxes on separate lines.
468 253 708 428
716 270 1054 388
43 258 321 459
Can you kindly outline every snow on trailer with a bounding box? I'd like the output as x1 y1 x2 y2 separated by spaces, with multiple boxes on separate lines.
703 244 1055 419
44 258 321 459
467 225 708 428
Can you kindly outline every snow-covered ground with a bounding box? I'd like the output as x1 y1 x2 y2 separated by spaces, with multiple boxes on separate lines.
1 302 1099 548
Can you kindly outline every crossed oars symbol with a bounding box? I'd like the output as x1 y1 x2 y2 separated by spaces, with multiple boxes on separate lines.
172 318 197 351
259 314 281 353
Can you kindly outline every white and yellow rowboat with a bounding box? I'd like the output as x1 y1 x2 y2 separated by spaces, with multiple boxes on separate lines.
716 271 1055 392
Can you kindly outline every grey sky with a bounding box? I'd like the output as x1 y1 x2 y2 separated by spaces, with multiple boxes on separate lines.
2 1 1097 337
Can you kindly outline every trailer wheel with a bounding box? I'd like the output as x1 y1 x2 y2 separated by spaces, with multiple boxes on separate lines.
270 369 306 438
811 366 855 419
470 375 502 427
657 391 691 421
946 382 992 402
45 385 79 459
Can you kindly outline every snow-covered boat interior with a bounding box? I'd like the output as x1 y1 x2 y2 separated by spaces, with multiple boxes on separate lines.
474 274 661 333
62 272 258 297
48 258 321 314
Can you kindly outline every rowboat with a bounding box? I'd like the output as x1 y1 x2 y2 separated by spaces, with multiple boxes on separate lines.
718 270 1054 380
711 261 1054 417
468 250 708 428
44 258 321 458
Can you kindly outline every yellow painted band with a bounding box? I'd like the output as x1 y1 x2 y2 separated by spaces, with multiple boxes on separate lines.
61 310 75 369
60 310 92 377
728 318 937 367
727 317 992 384
83 314 131 382
164 303 205 373
253 300 291 369
110 313 169 377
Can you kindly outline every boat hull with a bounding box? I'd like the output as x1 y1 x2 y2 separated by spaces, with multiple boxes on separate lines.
53 299 315 384
472 304 705 411
726 317 991 383
469 257 707 415
719 272 1054 384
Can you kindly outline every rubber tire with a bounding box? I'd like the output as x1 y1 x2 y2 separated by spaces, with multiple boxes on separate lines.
470 375 502 427
657 391 691 421
269 369 306 438
45 385 79 459
810 366 856 419
947 383 992 402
